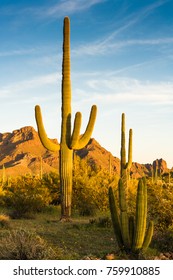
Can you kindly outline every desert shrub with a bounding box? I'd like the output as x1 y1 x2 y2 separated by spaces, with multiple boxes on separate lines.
147 182 173 229
3 176 51 218
127 178 139 214
151 227 173 253
73 156 119 214
72 168 117 216
42 172 61 205
97 216 111 228
0 185 6 207
0 213 10 228
72 182 97 216
0 229 56 260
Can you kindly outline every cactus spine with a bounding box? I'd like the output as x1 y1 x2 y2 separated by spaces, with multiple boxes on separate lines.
120 113 132 192
35 17 97 219
109 178 154 254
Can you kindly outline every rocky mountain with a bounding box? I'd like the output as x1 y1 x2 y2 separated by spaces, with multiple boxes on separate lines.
0 126 171 178
0 126 58 177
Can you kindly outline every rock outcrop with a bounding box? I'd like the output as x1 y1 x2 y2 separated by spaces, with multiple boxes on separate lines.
0 126 170 178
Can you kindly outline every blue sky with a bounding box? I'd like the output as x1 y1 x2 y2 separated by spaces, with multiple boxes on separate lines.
1 0 173 167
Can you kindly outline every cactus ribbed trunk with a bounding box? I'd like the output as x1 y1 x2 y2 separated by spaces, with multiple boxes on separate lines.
108 187 123 249
60 17 72 219
60 148 72 218
118 179 130 248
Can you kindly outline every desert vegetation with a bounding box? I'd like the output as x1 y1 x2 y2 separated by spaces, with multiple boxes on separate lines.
0 16 172 261
0 154 173 260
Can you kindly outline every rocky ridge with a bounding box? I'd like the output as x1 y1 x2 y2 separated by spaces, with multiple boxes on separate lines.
0 126 171 178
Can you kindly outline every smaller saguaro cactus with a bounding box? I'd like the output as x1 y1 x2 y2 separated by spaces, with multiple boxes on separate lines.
109 178 154 255
120 113 132 192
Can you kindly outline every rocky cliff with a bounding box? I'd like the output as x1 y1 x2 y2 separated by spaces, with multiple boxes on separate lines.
0 126 170 178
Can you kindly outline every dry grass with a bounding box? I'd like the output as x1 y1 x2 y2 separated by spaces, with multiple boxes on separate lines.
0 206 117 260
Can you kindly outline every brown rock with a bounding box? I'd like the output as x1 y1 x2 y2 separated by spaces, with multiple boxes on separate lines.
0 127 171 179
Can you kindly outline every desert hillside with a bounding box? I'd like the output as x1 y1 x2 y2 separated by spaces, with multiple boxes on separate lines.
0 126 170 177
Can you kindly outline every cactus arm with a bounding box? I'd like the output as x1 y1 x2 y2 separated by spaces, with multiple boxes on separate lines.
70 112 82 149
133 179 145 251
121 213 130 248
35 105 60 152
143 178 147 240
108 187 124 249
126 128 132 169
129 215 135 247
71 105 97 149
120 113 133 192
142 221 154 251
118 179 130 248
121 113 126 171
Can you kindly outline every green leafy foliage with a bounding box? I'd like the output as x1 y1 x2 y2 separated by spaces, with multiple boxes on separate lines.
42 172 60 205
72 157 118 216
2 176 51 218
147 181 173 230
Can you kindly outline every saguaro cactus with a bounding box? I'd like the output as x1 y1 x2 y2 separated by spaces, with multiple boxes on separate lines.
35 17 97 219
109 178 154 255
120 113 132 192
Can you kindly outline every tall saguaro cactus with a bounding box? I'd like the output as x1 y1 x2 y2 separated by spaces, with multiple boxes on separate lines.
120 113 132 191
35 17 97 219
109 178 154 255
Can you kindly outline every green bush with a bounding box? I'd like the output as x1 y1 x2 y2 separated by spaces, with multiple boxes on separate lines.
42 172 60 205
0 229 56 260
72 167 118 216
72 155 119 216
3 177 51 218
147 182 173 229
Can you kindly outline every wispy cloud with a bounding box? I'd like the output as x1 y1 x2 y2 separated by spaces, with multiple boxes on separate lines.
99 0 169 45
72 72 173 106
0 0 106 19
72 37 173 56
0 73 60 98
0 48 39 58
1 36 173 59
43 0 107 18
72 0 171 56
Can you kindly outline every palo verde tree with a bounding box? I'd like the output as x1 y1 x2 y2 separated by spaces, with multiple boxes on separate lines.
35 17 97 219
